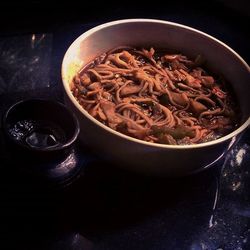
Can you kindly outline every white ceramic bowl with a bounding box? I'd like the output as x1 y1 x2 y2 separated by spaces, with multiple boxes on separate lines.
61 19 250 176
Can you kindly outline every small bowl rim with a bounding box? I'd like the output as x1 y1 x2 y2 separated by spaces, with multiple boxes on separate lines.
2 98 80 152
61 18 250 150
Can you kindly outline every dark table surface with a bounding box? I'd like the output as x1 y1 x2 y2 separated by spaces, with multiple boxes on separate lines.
0 2 250 249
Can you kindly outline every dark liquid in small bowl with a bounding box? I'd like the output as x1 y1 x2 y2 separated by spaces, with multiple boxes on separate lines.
9 119 66 150
3 99 80 154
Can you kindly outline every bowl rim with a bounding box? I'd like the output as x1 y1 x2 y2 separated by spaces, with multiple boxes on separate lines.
61 18 250 150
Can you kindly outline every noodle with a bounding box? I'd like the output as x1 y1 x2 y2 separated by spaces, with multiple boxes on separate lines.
71 47 239 145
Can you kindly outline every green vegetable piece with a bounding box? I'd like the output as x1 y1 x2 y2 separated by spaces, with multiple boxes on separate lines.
159 94 170 106
151 125 195 139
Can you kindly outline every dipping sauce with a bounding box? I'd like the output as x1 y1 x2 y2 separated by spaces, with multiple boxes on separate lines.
9 119 66 149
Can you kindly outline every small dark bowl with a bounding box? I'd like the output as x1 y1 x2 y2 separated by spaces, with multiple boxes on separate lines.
2 99 81 187
3 99 79 155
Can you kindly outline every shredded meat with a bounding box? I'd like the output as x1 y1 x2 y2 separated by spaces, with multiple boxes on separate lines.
99 100 122 129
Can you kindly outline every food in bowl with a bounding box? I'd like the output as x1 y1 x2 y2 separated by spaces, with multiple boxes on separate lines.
62 19 250 175
71 46 240 145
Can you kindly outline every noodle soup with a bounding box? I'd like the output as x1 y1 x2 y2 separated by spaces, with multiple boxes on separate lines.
71 47 240 145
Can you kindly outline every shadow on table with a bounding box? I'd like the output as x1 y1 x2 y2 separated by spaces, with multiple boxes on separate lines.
0 149 220 250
